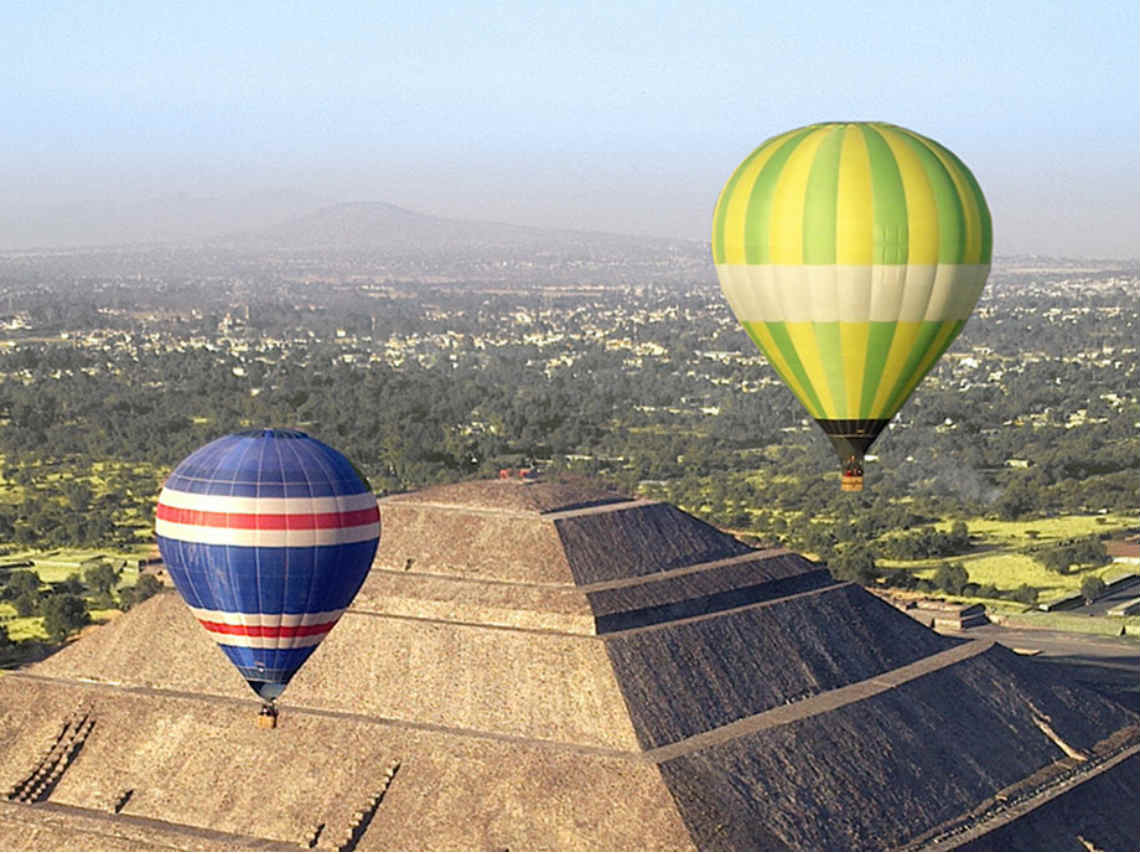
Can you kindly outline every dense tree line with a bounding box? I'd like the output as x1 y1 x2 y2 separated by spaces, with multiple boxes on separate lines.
0 269 1135 554
875 522 971 560
1030 537 1109 574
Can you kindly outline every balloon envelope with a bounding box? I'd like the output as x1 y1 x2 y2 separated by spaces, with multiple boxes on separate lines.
712 121 992 484
155 429 380 700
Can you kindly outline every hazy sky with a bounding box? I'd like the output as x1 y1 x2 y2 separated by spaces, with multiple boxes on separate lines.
2 0 1137 256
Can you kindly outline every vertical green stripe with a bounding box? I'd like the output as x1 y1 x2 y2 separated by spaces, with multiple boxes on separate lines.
884 319 966 415
859 322 897 418
861 125 909 265
813 321 846 415
879 320 963 417
712 155 753 264
743 129 817 264
877 321 944 418
801 126 845 264
895 129 967 264
946 149 993 262
926 139 993 264
749 321 827 416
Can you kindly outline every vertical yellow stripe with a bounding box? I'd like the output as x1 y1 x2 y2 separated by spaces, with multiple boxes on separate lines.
769 127 831 264
839 322 870 417
835 124 874 265
719 129 801 265
923 143 983 264
880 128 938 265
869 322 923 416
884 321 960 414
784 321 836 416
745 322 823 417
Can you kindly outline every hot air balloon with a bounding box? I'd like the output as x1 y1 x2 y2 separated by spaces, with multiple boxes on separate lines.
155 430 379 722
712 121 992 490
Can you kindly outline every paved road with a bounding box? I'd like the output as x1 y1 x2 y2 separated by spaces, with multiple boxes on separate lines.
943 620 1140 665
1073 575 1140 616
940 622 1138 671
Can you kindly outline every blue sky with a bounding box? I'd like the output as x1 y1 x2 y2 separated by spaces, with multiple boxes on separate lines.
2 0 1136 256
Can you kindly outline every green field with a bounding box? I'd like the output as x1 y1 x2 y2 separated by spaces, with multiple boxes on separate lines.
1 545 150 644
2 547 148 585
0 611 49 641
880 550 1128 602
998 611 1140 637
870 511 1138 602
957 513 1135 548
1 606 121 642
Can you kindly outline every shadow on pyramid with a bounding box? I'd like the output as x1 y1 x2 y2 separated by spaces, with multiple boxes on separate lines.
1 477 1136 851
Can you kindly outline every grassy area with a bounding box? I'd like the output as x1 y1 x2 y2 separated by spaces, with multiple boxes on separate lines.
0 611 47 641
2 597 126 642
873 509 1139 602
1 547 149 586
960 513 1136 548
881 551 1124 601
0 547 152 648
997 611 1140 637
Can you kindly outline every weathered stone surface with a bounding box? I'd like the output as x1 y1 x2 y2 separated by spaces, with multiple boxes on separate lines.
5 478 1137 851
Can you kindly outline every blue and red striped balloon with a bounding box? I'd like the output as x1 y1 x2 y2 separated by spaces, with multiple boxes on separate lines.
155 429 380 700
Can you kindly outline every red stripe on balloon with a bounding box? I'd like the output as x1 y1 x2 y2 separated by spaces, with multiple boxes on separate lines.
157 504 378 530
197 619 338 638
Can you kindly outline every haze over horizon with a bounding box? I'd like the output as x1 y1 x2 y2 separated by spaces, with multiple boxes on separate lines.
2 1 1136 258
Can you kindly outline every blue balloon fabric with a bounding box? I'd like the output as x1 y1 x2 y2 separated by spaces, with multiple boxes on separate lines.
155 429 380 700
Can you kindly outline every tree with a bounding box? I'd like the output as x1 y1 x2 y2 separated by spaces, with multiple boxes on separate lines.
1 569 40 601
976 583 1000 600
933 562 970 595
41 594 89 643
993 479 1037 521
61 480 93 514
84 561 120 597
12 592 39 617
57 572 86 596
1012 584 1038 605
119 574 164 611
949 520 970 549
1071 538 1108 568
830 544 877 586
1036 537 1110 574
1080 575 1107 605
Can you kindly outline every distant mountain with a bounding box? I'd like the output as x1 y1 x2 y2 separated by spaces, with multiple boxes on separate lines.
0 196 713 286
226 200 536 250
221 200 701 257
0 189 326 251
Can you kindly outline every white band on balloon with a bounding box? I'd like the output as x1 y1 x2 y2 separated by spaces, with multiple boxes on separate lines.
157 488 379 515
189 606 345 649
155 518 380 547
201 627 332 650
187 606 345 626
716 263 989 324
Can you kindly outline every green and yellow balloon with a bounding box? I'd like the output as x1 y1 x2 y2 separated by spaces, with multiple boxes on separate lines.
712 121 992 490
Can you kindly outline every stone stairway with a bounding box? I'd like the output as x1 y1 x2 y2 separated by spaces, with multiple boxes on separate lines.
306 760 400 852
5 706 96 804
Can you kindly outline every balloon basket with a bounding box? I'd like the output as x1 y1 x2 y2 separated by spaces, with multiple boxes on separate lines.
841 474 864 492
256 706 278 729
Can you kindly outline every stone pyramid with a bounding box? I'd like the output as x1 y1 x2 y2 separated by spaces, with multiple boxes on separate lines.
0 478 1136 850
